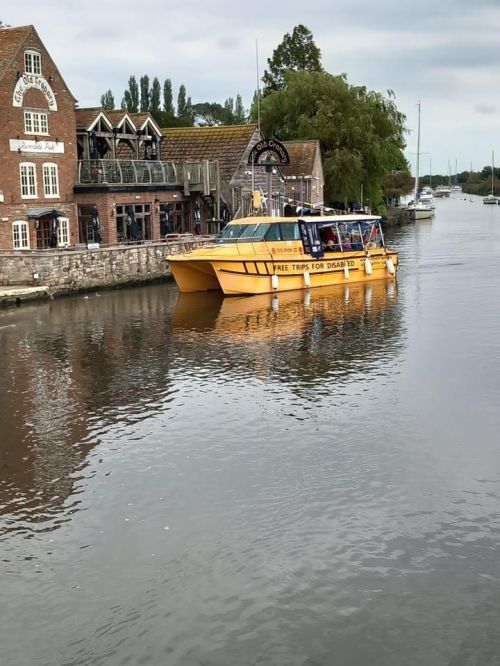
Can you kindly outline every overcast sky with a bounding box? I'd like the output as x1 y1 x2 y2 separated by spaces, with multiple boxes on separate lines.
5 0 500 177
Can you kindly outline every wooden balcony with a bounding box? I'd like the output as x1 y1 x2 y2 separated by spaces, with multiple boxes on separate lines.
76 159 219 195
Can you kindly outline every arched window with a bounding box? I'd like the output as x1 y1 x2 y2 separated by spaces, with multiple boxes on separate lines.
12 220 30 250
43 163 59 197
20 162 37 198
24 50 41 75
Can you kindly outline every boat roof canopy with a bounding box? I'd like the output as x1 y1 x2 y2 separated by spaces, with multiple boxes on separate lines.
315 218 381 229
231 214 382 225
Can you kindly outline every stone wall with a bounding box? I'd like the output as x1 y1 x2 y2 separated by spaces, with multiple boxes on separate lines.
0 238 212 292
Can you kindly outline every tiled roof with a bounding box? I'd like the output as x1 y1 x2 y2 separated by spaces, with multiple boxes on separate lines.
280 140 321 177
129 113 150 127
0 24 76 101
75 108 103 130
105 110 132 127
129 112 162 136
0 25 33 82
161 124 259 180
76 108 162 135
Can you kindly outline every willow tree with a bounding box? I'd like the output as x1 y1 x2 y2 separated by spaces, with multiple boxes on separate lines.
258 70 408 209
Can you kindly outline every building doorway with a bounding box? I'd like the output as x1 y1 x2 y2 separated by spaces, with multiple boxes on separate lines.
116 203 152 243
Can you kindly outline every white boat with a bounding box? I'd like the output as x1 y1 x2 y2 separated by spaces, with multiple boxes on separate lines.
418 192 435 208
433 185 451 197
483 150 497 204
406 200 434 219
406 102 433 221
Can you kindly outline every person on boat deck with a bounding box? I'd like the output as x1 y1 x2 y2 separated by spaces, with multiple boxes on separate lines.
364 225 380 247
342 235 351 250
322 227 339 250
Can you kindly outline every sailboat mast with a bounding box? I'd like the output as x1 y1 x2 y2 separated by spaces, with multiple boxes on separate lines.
414 101 421 202
492 150 494 195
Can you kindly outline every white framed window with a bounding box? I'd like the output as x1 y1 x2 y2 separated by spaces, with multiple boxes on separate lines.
43 163 59 197
24 110 49 135
25 50 41 75
12 221 30 250
57 217 70 247
20 162 37 198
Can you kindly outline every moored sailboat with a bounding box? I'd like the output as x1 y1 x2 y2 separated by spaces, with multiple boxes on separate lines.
406 101 433 220
483 150 497 204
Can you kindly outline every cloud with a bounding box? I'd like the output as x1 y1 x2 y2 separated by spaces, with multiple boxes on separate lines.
5 0 500 173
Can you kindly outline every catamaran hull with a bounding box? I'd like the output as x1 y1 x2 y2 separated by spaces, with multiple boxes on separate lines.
168 252 398 295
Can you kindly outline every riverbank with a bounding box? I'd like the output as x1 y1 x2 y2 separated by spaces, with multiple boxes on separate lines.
384 205 409 225
0 235 214 307
0 285 52 307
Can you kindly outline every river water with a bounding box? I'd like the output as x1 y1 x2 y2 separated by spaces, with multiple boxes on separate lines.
1 194 500 666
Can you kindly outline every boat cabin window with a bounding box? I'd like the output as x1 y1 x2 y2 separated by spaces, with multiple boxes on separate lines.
218 221 301 243
279 223 301 241
218 224 248 241
315 220 384 253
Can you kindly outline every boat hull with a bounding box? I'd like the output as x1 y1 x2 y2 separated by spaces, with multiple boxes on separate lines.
168 250 398 295
406 207 434 220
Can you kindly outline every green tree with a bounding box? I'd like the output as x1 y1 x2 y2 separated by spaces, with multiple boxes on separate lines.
262 24 322 95
192 102 233 126
185 96 194 125
177 84 187 117
100 89 115 110
224 97 234 118
383 170 414 202
140 74 150 112
150 77 161 113
121 75 139 113
233 94 246 123
163 78 174 115
258 70 407 209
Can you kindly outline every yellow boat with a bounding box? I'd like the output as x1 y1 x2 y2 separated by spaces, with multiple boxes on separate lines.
167 214 398 295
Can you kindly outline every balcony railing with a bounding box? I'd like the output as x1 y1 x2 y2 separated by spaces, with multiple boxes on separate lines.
76 159 219 190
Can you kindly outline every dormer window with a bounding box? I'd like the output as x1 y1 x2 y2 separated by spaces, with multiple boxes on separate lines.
25 50 41 75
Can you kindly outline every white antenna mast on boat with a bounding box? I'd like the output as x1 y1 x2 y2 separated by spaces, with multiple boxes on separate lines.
251 39 262 197
414 101 421 203
256 39 261 134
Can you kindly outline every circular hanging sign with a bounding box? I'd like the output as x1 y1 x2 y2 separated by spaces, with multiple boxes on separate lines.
248 138 290 165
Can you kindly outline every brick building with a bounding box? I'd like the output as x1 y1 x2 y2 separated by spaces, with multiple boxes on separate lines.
1 23 314 253
74 107 206 244
161 124 275 224
0 25 78 250
0 25 223 250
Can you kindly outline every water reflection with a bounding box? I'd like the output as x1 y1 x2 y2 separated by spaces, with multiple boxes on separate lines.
172 281 403 393
0 286 180 534
0 281 402 535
